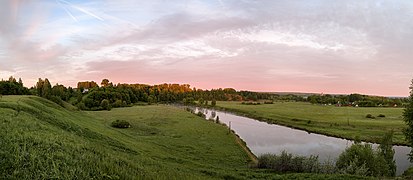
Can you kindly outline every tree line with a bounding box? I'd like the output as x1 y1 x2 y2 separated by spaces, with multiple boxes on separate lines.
0 76 407 110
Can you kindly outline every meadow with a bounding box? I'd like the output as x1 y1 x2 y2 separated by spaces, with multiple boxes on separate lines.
214 101 406 145
0 95 370 179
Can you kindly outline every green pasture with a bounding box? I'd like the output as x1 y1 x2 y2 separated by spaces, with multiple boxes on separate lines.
215 101 406 145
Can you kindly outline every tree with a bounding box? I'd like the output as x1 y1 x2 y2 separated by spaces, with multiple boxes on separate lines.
379 130 396 176
18 78 23 86
404 79 413 161
198 98 204 105
42 78 52 98
101 79 110 87
36 78 44 96
211 99 216 106
100 99 111 111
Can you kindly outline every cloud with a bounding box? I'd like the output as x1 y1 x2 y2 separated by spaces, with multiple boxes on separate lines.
0 0 412 96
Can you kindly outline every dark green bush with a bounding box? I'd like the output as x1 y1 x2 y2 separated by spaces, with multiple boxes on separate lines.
336 143 389 177
378 114 386 117
111 120 130 128
241 102 261 105
365 114 375 119
258 151 322 173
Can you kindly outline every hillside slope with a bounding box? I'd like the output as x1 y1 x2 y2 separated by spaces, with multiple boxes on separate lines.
0 96 251 179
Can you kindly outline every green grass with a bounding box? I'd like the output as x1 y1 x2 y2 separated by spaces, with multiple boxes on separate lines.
215 101 406 145
0 96 371 179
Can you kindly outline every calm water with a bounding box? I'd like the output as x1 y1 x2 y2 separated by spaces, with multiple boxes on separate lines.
192 107 412 175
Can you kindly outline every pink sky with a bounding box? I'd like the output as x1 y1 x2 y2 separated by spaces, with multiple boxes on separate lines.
1 0 412 96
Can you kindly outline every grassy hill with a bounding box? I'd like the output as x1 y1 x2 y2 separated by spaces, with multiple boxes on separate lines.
0 96 370 179
215 101 406 145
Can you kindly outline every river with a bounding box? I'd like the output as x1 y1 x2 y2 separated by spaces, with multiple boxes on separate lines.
192 107 412 175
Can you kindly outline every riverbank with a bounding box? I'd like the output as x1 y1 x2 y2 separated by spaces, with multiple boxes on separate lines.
211 101 407 145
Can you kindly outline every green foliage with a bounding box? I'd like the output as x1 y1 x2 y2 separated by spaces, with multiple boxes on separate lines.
404 79 413 161
101 99 111 111
196 112 206 118
379 130 396 176
264 101 274 104
336 143 389 177
241 101 261 105
0 76 30 95
403 167 413 178
258 151 326 173
211 99 216 106
198 98 205 105
365 114 375 119
378 114 385 117
111 120 130 128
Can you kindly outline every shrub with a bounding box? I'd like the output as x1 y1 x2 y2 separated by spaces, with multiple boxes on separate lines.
76 102 87 110
101 99 111 111
196 112 206 118
336 143 389 177
257 151 322 173
403 167 413 178
211 99 216 106
111 120 130 128
216 116 220 124
378 114 386 117
49 95 64 107
365 114 375 119
241 101 261 105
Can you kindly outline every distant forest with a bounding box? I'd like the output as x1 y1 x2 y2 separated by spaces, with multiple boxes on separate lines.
0 76 408 111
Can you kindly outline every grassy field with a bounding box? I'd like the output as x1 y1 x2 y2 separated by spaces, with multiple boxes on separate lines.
0 96 372 179
215 101 407 145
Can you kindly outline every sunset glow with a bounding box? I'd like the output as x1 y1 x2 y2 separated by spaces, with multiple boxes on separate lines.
1 0 412 96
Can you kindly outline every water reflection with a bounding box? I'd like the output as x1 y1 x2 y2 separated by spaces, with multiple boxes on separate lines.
192 107 412 175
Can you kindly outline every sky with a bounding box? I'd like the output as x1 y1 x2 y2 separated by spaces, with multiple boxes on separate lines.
0 0 412 96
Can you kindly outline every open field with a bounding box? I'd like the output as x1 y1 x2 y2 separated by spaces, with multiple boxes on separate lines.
0 96 372 179
215 101 407 145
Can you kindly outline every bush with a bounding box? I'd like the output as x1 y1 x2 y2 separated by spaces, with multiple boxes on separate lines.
196 112 206 118
49 95 64 107
378 114 386 117
365 114 375 119
241 101 261 105
336 143 389 177
76 102 87 110
101 99 111 111
258 151 322 173
403 167 413 178
111 120 130 128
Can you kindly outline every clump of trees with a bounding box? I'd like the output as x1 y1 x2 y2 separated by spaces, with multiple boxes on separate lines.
307 93 406 107
0 76 29 95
